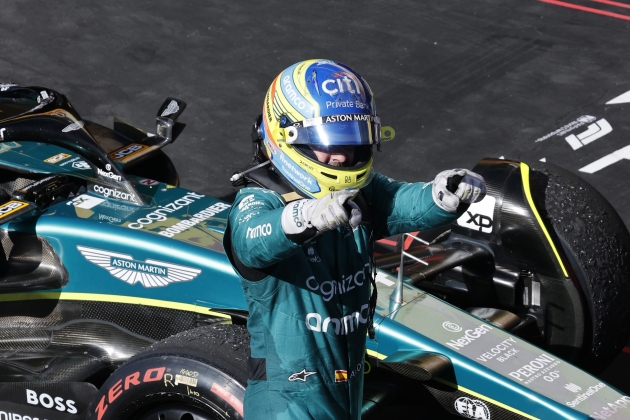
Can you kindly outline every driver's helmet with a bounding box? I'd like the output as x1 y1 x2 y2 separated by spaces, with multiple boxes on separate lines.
260 59 380 199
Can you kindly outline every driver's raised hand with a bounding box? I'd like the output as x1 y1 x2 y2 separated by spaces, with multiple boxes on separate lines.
432 169 486 213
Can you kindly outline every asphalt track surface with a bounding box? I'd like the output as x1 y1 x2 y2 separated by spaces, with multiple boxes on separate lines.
1 0 630 412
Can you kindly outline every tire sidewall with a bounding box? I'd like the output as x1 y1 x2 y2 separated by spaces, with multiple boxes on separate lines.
87 355 244 420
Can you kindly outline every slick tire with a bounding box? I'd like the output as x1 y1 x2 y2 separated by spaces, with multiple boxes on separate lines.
86 324 249 420
531 162 630 373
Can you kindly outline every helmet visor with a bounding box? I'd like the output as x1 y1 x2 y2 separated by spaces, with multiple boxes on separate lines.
286 114 380 146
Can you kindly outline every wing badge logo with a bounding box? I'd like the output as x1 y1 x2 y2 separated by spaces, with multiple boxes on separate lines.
62 120 86 132
78 245 201 288
161 100 179 117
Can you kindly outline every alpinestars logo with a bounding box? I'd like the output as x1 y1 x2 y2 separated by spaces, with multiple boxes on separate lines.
161 100 180 117
288 369 316 382
78 246 202 288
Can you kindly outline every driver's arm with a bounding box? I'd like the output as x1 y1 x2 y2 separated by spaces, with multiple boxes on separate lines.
363 172 467 238
227 188 302 270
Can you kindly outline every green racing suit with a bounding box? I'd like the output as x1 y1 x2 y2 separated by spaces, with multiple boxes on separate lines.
224 172 459 419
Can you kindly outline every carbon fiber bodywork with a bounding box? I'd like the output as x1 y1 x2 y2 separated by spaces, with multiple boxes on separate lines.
0 299 227 382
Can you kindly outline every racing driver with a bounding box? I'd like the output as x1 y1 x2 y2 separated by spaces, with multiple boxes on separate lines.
223 59 486 419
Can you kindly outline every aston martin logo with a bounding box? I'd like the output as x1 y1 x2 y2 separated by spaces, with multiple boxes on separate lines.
62 120 85 132
161 100 179 117
78 245 202 288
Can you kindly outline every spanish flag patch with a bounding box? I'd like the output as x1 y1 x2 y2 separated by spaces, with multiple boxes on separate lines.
335 370 348 382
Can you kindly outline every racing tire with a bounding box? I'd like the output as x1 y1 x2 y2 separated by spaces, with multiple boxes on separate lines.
531 162 630 373
86 324 249 420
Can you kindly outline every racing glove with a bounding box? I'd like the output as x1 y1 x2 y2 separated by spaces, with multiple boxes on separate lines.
281 189 362 243
432 169 486 213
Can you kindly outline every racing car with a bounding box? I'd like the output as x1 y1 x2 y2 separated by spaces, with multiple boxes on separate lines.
0 84 629 420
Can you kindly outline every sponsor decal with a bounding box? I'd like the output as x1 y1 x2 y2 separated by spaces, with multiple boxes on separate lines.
26 389 77 414
565 383 582 393
457 195 495 233
335 370 348 382
305 303 369 335
72 160 90 170
156 202 231 238
100 201 136 212
445 324 494 351
44 152 72 164
246 223 272 239
62 120 85 132
174 374 198 387
109 143 150 162
443 321 462 332
476 337 518 363
98 214 122 223
0 128 5 140
238 211 260 225
592 396 630 419
282 75 307 110
22 175 59 191
97 167 122 181
210 382 244 417
291 201 303 227
161 100 180 117
67 194 106 209
565 118 612 150
534 115 596 143
322 75 361 97
0 83 17 91
305 263 369 301
298 114 379 127
288 369 316 382
0 201 29 220
508 353 559 384
95 367 165 420
275 152 320 193
58 156 89 169
93 184 133 201
565 382 606 408
325 100 369 109
238 194 265 211
306 247 321 263
139 178 159 186
128 192 205 229
78 246 202 288
454 397 491 420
